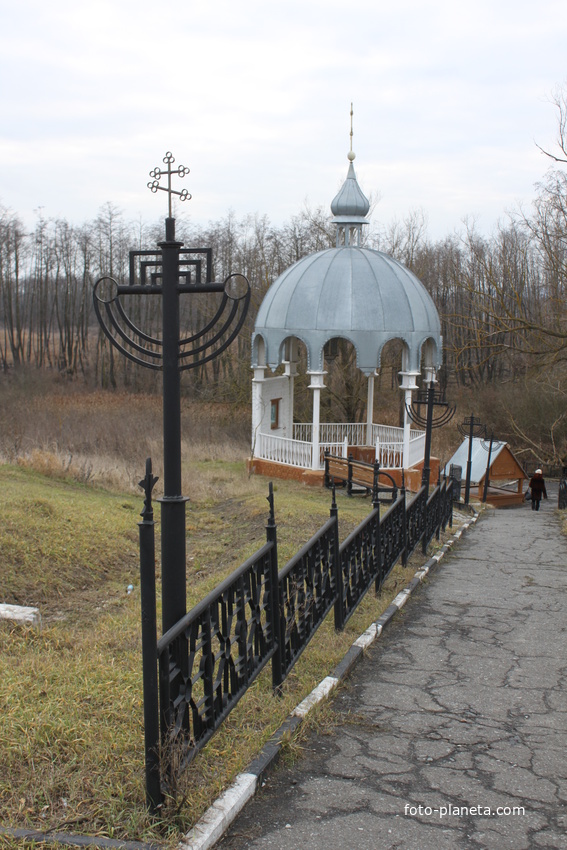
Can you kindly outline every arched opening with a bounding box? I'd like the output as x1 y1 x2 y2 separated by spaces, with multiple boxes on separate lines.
321 337 367 425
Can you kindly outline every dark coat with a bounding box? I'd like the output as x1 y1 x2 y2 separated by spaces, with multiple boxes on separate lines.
529 474 547 501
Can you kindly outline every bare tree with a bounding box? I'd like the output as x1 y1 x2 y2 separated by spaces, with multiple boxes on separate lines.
536 83 567 164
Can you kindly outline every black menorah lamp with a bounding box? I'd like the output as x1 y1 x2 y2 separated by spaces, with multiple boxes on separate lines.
93 153 250 810
457 414 487 505
406 382 456 493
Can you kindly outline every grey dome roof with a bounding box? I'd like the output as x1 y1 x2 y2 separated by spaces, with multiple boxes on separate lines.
253 246 442 375
252 153 442 376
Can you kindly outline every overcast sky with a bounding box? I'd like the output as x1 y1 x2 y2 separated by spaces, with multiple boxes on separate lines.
1 0 566 240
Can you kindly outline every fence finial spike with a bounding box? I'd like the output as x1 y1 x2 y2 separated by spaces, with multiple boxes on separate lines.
139 457 159 520
331 481 337 512
267 481 275 525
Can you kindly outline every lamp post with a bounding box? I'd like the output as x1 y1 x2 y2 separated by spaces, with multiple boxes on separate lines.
406 381 456 493
93 153 250 810
457 414 487 505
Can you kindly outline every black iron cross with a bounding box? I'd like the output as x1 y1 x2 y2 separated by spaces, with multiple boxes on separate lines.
147 151 191 218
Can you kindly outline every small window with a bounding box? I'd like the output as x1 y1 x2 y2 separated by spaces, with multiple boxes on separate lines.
270 398 281 430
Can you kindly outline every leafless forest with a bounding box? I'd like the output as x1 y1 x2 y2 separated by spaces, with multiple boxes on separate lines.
1 105 567 468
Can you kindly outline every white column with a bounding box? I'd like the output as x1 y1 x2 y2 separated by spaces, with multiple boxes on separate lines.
366 373 375 446
284 357 298 439
308 371 326 470
399 371 420 469
251 366 266 456
423 365 437 385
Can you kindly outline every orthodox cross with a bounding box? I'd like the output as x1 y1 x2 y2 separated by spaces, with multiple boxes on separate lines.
147 151 191 218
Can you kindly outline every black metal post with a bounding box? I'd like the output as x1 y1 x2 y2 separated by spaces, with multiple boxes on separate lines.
372 466 383 594
266 484 283 693
331 485 345 631
138 458 162 813
401 472 408 567
159 218 186 630
464 433 474 504
458 414 486 505
421 382 435 493
482 433 495 503
157 218 189 695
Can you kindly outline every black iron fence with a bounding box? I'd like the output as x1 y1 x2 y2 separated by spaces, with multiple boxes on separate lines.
559 476 567 510
143 471 454 807
157 541 278 773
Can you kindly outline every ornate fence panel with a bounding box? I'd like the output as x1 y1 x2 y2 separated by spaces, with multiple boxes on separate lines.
403 485 427 564
439 477 454 532
379 495 406 580
337 508 380 628
157 541 277 771
277 516 339 679
423 484 441 553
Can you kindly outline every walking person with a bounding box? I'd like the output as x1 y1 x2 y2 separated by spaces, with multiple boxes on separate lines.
528 468 547 511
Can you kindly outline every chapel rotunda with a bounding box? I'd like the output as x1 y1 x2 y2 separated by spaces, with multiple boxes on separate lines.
250 148 443 485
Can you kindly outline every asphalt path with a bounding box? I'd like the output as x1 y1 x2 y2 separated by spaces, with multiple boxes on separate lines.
214 489 567 850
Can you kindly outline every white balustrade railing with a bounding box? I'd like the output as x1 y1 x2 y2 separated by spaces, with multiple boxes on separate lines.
371 423 423 444
258 423 426 470
319 441 348 467
256 433 312 468
375 442 403 469
293 422 367 446
408 432 426 468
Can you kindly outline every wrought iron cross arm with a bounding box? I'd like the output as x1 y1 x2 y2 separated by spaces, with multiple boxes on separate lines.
147 151 192 218
106 283 225 296
147 183 191 204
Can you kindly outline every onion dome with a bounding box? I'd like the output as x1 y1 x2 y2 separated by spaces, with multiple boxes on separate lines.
331 156 370 221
